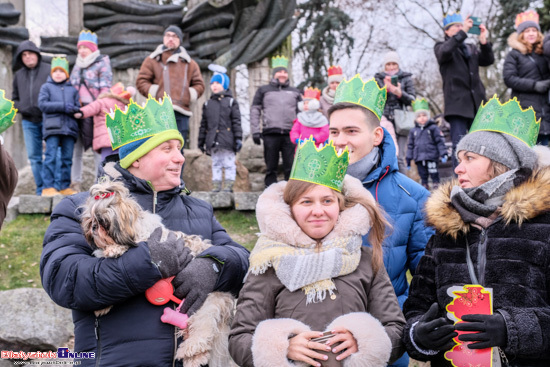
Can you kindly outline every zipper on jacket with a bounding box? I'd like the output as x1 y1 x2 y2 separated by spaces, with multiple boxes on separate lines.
172 322 177 367
375 166 390 202
29 70 35 108
94 318 101 367
477 228 488 286
153 190 158 214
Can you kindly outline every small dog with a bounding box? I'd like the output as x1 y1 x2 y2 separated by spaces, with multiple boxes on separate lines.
80 179 236 367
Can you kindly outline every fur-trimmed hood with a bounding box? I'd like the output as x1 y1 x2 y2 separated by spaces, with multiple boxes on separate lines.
426 146 550 238
507 32 540 55
255 175 375 247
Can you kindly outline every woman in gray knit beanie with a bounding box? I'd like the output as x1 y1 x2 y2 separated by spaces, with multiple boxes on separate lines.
402 96 550 367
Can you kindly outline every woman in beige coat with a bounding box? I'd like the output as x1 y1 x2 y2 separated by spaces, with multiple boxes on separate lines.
229 143 405 367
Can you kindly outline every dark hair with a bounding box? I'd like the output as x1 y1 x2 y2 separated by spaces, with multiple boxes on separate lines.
283 180 387 273
327 102 380 130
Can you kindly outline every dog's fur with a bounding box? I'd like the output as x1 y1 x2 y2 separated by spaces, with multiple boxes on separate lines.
80 179 236 367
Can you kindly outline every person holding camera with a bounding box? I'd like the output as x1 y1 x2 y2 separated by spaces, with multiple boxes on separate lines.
435 13 494 169
374 51 416 175
504 10 550 146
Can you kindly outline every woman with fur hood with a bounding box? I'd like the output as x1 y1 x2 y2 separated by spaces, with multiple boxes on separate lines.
75 83 135 171
503 10 550 145
403 95 550 366
229 139 406 367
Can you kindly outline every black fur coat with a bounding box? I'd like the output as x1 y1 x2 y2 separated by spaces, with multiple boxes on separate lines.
403 147 550 366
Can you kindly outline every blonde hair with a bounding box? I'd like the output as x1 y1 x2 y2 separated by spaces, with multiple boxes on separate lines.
283 180 387 273
518 30 544 54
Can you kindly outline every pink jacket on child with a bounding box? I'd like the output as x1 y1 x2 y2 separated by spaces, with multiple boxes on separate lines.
79 95 129 152
290 119 329 147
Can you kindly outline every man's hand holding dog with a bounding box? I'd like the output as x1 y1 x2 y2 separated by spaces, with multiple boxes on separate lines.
173 257 220 315
147 228 193 278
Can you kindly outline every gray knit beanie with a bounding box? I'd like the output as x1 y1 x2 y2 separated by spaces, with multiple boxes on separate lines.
456 131 537 169
517 20 540 35
164 25 183 44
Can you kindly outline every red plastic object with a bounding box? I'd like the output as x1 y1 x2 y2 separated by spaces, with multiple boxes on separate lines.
145 276 182 305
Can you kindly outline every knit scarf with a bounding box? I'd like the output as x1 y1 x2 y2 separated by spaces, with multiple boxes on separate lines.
346 147 380 182
249 234 362 304
76 50 100 69
297 110 328 128
322 86 335 105
450 168 530 227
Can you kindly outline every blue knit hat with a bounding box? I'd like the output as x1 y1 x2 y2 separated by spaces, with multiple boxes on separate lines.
210 73 230 90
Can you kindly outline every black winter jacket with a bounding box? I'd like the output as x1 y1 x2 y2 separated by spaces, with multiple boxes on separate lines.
406 120 447 164
198 90 242 153
38 77 80 140
503 33 550 135
40 162 250 367
250 78 301 135
374 70 416 122
403 159 550 366
12 40 50 123
434 31 494 120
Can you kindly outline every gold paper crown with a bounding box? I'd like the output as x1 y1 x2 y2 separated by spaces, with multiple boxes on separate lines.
515 10 539 29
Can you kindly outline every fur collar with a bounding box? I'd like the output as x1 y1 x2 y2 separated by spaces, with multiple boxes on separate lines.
508 32 529 54
149 44 191 63
255 175 374 246
426 146 550 238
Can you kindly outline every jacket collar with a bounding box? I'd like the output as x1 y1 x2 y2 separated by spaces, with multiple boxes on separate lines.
364 127 399 183
507 32 530 55
426 146 550 238
149 44 191 63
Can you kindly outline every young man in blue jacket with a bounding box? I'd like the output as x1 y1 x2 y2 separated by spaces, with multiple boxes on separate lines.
328 76 434 367
40 95 249 367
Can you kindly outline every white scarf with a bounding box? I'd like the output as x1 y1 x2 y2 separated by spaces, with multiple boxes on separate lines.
76 50 100 69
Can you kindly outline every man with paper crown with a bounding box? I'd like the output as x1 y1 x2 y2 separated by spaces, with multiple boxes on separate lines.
435 12 494 169
229 137 406 366
137 25 205 148
250 55 302 187
40 94 249 367
328 75 434 367
403 96 550 366
0 90 18 228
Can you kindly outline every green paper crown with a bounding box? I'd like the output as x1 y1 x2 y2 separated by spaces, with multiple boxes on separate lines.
51 57 69 73
271 55 289 69
412 98 430 112
0 90 17 135
106 93 179 150
290 137 349 192
470 95 540 147
333 75 387 120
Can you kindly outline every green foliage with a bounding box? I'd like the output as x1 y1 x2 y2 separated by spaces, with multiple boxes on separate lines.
539 0 550 32
214 210 259 251
294 0 354 89
493 0 531 50
0 214 49 290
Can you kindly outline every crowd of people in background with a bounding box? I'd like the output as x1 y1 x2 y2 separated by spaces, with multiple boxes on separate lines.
0 7 547 367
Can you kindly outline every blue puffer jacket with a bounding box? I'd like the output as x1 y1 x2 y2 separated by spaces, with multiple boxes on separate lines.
362 129 434 309
40 162 250 367
406 120 447 164
38 76 80 140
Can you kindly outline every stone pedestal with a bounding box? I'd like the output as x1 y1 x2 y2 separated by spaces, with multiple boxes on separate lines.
233 192 260 211
190 191 233 209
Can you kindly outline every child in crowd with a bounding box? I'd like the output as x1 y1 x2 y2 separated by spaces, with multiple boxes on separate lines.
320 65 344 117
38 57 80 196
198 65 242 193
74 82 135 174
406 98 448 190
290 87 329 147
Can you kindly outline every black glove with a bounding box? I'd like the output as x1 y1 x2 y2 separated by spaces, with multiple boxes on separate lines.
252 133 262 145
147 228 193 278
173 257 220 315
534 79 550 93
455 313 507 349
65 103 76 114
235 139 243 152
413 303 457 352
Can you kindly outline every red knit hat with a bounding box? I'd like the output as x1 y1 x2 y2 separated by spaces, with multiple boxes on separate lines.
327 65 344 84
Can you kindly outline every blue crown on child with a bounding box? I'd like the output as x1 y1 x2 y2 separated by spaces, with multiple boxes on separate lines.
443 13 463 29
78 30 97 44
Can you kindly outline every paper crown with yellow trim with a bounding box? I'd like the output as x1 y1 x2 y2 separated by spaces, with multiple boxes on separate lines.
106 93 180 150
443 13 463 29
271 55 289 69
515 10 539 29
303 87 321 100
51 57 69 74
470 95 540 147
78 30 98 45
333 75 387 120
328 65 343 77
290 137 349 192
412 98 430 112
0 90 17 135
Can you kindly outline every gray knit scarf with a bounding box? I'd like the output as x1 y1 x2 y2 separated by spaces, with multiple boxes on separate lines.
76 50 101 69
322 86 335 105
450 168 530 227
346 147 380 182
297 110 328 128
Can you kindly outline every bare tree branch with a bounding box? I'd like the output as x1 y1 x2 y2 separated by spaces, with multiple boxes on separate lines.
393 2 439 42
